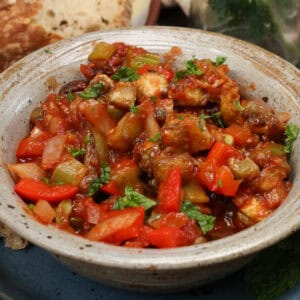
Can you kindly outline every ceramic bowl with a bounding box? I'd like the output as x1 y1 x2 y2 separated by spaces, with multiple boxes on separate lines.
0 27 299 292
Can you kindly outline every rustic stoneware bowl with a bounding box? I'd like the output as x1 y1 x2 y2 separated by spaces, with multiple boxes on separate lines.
0 27 299 292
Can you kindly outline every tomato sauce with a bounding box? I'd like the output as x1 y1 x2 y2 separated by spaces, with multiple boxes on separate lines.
9 42 297 248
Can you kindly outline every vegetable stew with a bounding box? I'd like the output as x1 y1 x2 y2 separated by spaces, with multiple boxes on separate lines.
9 42 299 248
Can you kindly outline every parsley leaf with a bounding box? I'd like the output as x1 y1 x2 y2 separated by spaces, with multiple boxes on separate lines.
88 162 111 196
199 112 224 129
284 123 300 155
150 96 156 102
44 49 52 54
85 134 90 144
129 103 139 114
70 148 86 158
234 100 244 112
176 59 203 80
181 200 215 234
217 179 223 188
149 132 161 143
178 115 184 120
79 82 103 100
40 177 50 184
67 90 75 102
113 186 156 210
112 67 140 82
215 56 227 66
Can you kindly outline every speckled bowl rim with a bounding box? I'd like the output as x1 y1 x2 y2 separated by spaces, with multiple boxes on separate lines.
0 26 300 271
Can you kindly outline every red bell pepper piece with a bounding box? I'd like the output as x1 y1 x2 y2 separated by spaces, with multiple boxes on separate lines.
101 180 122 195
198 161 218 191
198 142 242 197
16 138 47 158
15 178 78 202
137 64 150 75
205 141 242 167
157 167 182 213
198 163 241 197
146 226 187 248
215 166 241 197
86 207 144 244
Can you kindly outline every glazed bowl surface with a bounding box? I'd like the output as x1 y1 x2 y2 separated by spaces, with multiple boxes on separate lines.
0 26 299 292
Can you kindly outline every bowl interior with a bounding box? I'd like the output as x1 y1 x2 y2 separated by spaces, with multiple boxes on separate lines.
0 27 300 269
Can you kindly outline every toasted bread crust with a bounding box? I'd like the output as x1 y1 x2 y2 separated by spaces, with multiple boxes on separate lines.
0 0 132 72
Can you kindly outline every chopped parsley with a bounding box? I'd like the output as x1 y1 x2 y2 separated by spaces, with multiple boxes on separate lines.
44 49 52 54
149 132 161 143
218 179 223 188
113 186 156 210
181 200 215 234
40 177 50 184
79 82 103 100
112 66 140 82
28 203 35 211
178 115 184 120
85 134 90 144
234 100 244 112
88 162 111 196
150 95 156 103
66 90 75 101
129 103 139 114
176 58 203 80
70 148 86 158
199 112 224 129
284 123 300 155
215 56 227 66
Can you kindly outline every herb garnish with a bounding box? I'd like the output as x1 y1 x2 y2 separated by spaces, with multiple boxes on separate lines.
113 186 156 210
215 56 227 66
67 90 75 101
129 103 139 114
284 123 300 155
176 59 203 80
85 134 90 144
149 132 161 143
44 49 52 54
181 200 215 234
88 162 111 196
70 148 86 158
234 100 244 112
79 82 103 100
199 112 224 129
112 67 140 82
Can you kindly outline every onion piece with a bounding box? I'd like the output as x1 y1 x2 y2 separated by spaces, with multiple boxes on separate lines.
42 135 67 170
8 163 46 180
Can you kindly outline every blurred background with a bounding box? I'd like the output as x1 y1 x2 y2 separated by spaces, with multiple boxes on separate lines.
1 0 299 72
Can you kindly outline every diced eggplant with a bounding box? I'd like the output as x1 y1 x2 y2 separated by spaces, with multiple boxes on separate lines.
136 73 168 99
108 82 137 109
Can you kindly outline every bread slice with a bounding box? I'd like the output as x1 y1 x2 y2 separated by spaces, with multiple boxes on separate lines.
0 0 132 71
